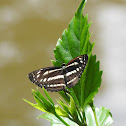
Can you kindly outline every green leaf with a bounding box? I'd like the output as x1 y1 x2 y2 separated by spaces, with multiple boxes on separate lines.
58 91 70 104
39 113 79 126
83 91 97 109
80 55 103 107
32 89 55 114
32 91 46 110
75 0 86 19
57 95 83 126
95 106 113 126
85 105 96 126
53 0 102 109
85 105 113 126
23 99 47 112
43 87 54 106
53 0 89 65
69 95 77 117
55 105 69 117
58 99 71 115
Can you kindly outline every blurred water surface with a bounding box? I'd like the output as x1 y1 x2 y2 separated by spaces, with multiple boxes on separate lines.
0 0 126 126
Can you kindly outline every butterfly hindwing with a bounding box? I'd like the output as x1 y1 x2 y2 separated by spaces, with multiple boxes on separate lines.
28 66 66 92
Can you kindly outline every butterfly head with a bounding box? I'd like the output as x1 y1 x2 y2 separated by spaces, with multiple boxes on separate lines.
62 63 66 69
62 63 66 66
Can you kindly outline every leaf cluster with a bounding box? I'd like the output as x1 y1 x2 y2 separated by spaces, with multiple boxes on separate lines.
24 0 113 125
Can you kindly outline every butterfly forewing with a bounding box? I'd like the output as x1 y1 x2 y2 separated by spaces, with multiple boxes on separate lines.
28 54 88 92
65 55 88 88
28 66 66 92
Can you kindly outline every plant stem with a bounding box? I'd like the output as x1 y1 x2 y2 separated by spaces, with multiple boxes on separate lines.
76 104 83 123
54 112 70 126
92 107 99 126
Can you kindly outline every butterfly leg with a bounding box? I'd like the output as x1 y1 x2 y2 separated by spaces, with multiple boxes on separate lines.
62 88 71 100
63 88 70 94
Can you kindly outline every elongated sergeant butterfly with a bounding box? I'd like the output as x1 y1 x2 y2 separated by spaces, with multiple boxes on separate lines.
28 54 88 92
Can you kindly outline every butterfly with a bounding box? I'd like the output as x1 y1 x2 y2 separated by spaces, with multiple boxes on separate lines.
28 54 88 92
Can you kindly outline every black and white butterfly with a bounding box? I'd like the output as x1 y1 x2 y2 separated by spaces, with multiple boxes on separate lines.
28 54 88 92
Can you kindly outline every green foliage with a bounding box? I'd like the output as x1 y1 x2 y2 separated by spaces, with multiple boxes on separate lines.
85 105 113 126
24 0 113 125
52 0 102 110
39 113 79 126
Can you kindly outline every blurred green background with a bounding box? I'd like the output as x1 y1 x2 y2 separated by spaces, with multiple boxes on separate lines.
0 0 126 126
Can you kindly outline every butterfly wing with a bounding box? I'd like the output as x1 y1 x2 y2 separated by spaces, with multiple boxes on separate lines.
28 66 66 92
65 54 88 88
28 54 88 92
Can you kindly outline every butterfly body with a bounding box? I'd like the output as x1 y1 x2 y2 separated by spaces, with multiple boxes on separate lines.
28 54 88 92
